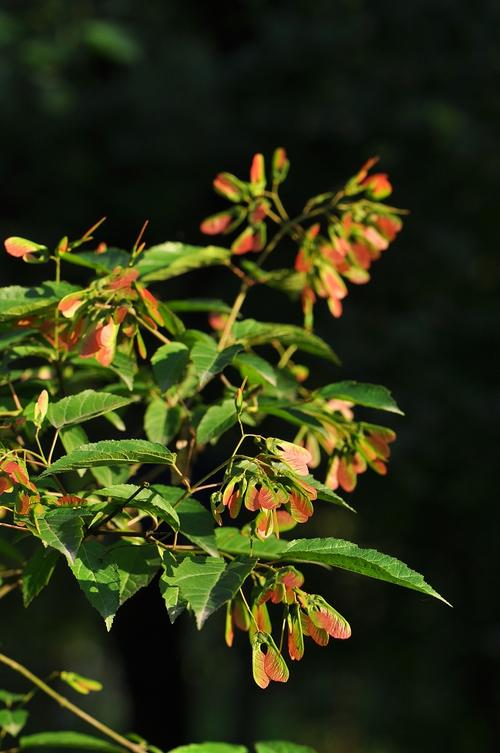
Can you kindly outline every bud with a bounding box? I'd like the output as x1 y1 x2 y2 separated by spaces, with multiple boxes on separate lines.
213 172 247 202
272 147 290 185
60 671 103 695
34 389 49 428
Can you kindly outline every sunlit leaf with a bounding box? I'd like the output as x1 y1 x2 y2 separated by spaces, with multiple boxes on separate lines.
38 440 176 478
47 391 133 429
137 243 231 282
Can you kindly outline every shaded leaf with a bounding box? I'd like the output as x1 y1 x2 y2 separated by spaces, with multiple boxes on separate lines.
191 339 241 388
22 547 59 606
151 342 190 392
215 528 287 560
255 742 317 753
234 353 277 386
19 731 126 751
196 401 238 444
233 320 339 363
177 498 219 556
137 242 231 282
68 541 121 630
61 248 131 273
144 399 181 444
167 299 232 314
318 380 403 415
169 746 247 753
283 538 449 603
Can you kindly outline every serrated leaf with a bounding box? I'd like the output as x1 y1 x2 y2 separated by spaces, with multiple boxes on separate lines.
159 550 187 624
144 399 181 444
215 528 287 560
105 541 161 606
177 498 218 556
36 509 83 563
68 541 121 629
283 538 449 603
191 339 241 388
233 320 339 363
196 401 238 444
0 708 28 736
22 547 59 606
47 390 133 429
0 282 79 322
38 440 176 478
166 555 254 628
318 380 403 414
137 242 231 282
151 342 189 392
234 352 277 386
93 483 180 531
19 731 126 751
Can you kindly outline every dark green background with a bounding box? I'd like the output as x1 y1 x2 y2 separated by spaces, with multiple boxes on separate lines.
0 2 497 752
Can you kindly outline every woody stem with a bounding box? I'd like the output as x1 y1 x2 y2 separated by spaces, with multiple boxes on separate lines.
0 653 145 753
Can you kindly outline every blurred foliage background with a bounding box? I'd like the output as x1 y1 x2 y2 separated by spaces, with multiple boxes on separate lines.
0 1 497 752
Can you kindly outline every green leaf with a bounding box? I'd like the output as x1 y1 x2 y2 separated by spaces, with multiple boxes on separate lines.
47 390 133 429
215 528 287 560
19 731 126 751
144 399 181 444
22 547 59 606
166 555 254 628
38 440 176 478
159 550 187 624
234 352 277 386
167 298 232 314
255 742 317 753
282 538 450 603
0 533 24 564
93 484 180 531
191 339 241 388
105 541 161 606
137 242 231 282
169 745 247 753
241 261 307 295
304 475 356 513
36 509 83 564
0 689 26 705
61 247 131 273
196 400 238 444
0 708 28 737
0 328 37 352
68 541 121 630
233 320 339 363
0 282 78 322
318 380 403 415
177 498 218 556
151 342 190 392
109 351 137 391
